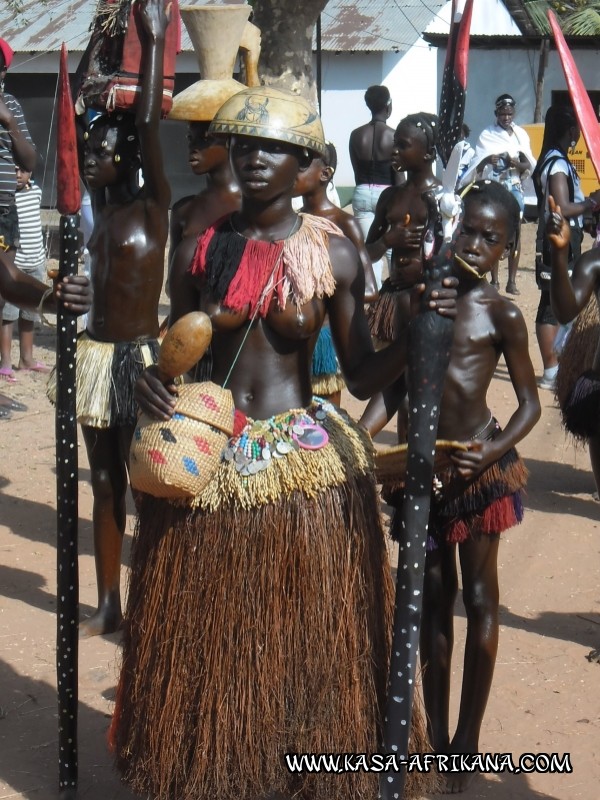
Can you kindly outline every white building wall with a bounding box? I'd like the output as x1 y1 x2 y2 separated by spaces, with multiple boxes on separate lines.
436 46 600 146
318 40 438 192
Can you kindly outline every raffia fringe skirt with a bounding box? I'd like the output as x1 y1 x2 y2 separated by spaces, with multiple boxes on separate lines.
46 331 158 428
365 279 403 345
110 403 434 800
386 422 528 547
555 297 600 441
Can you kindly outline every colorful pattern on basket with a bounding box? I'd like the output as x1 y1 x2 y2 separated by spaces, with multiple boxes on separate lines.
129 382 235 500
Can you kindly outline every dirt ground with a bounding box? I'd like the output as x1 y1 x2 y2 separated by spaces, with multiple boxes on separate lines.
1 220 599 800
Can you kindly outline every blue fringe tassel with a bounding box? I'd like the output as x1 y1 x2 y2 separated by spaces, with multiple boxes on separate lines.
312 326 339 377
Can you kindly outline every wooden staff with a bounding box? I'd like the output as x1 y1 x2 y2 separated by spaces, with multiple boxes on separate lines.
55 42 81 799
380 197 459 800
380 4 472 797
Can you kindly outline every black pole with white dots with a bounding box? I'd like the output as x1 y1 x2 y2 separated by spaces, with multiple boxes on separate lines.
56 213 79 798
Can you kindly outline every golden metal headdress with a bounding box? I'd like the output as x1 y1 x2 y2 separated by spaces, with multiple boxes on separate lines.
209 85 327 157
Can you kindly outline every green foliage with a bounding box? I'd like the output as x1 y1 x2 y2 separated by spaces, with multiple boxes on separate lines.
525 0 600 35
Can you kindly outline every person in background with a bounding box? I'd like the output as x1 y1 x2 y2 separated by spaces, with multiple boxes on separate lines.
460 93 536 295
349 85 403 288
456 122 475 188
296 139 378 405
0 37 37 386
0 166 49 376
0 247 91 418
531 104 600 391
359 112 441 440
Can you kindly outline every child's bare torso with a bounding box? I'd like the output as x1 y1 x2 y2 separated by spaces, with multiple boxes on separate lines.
87 197 165 343
436 282 503 441
385 182 438 286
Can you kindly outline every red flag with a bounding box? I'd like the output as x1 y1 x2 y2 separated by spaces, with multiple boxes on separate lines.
57 43 80 215
437 0 474 167
548 10 600 181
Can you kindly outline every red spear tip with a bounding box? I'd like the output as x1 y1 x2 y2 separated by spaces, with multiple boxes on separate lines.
57 43 81 216
548 10 600 183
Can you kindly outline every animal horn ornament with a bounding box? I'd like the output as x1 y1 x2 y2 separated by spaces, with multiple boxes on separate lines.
379 190 462 800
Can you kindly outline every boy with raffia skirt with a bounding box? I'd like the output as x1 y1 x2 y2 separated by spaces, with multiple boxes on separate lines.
364 180 541 792
47 0 172 636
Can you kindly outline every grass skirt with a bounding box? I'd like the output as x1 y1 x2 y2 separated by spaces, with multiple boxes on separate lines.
365 279 403 344
46 332 158 428
387 422 528 547
110 404 433 800
555 297 600 440
561 370 600 440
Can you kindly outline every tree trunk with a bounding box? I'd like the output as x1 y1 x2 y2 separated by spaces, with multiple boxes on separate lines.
534 38 549 123
252 0 328 102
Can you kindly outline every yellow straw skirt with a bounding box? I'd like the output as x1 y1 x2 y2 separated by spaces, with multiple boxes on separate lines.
110 404 433 800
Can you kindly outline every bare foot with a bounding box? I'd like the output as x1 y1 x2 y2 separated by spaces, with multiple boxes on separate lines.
80 606 123 638
440 741 479 794
443 767 477 794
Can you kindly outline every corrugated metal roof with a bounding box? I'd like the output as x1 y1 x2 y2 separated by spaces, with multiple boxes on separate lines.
2 0 447 55
1 0 95 52
319 0 447 52
0 0 211 53
425 0 523 37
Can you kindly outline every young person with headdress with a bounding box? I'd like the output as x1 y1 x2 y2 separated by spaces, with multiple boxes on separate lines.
47 0 172 637
460 93 536 295
165 62 243 302
109 85 457 800
359 112 441 440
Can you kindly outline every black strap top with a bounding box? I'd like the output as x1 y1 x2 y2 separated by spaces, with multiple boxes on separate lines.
354 120 394 185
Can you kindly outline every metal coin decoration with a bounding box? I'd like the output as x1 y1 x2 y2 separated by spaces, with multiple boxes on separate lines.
222 402 331 477
56 42 81 799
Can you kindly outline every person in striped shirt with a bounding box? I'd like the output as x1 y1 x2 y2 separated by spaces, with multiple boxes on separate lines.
0 166 49 375
0 37 37 383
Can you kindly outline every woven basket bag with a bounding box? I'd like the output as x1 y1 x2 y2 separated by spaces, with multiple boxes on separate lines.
130 382 235 499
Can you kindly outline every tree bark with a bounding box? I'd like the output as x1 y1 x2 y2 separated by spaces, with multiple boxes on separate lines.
534 38 549 123
252 0 328 102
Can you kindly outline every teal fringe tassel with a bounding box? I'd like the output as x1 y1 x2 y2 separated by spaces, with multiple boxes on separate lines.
312 326 339 377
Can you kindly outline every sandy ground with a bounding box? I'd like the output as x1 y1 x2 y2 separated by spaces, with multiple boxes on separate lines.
1 220 599 800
